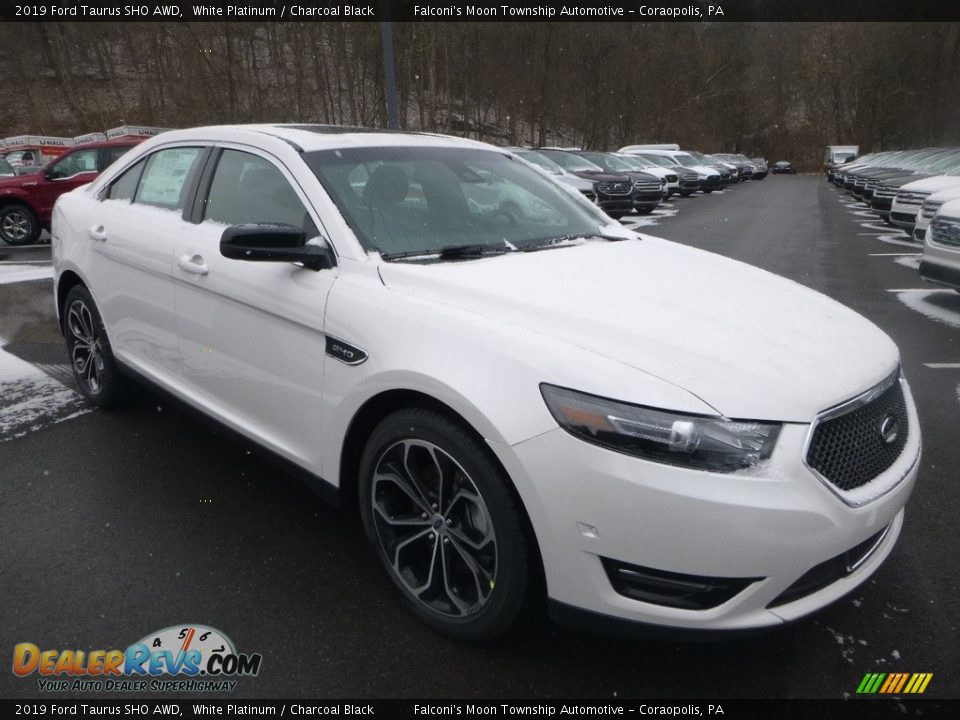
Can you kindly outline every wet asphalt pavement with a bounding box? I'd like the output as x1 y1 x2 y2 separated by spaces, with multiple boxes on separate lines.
0 176 957 699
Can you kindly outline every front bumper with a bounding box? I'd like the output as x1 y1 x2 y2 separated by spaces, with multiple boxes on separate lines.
494 385 920 631
921 232 960 290
890 201 922 231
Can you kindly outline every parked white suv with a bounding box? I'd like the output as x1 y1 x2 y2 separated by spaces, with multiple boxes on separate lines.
620 147 723 192
920 198 960 292
52 125 920 640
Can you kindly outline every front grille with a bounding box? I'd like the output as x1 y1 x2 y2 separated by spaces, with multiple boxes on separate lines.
920 201 943 221
597 181 631 196
767 526 890 608
896 190 930 205
633 180 660 192
806 375 908 493
874 188 898 199
930 218 960 247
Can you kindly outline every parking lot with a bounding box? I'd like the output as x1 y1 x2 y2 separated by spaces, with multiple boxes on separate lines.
1 175 957 699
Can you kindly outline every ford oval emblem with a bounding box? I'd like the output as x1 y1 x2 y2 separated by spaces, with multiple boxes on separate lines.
879 415 899 445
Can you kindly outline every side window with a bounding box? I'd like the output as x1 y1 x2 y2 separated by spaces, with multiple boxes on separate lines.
49 149 98 180
103 145 134 169
105 159 146 202
204 150 313 232
135 147 203 210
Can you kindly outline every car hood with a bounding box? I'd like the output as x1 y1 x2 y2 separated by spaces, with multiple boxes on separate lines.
938 198 960 221
692 166 720 176
570 170 630 183
555 174 594 191
898 175 960 193
0 171 41 189
378 238 898 422
876 173 931 188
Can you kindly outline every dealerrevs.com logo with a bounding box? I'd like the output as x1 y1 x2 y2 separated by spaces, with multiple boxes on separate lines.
13 624 262 693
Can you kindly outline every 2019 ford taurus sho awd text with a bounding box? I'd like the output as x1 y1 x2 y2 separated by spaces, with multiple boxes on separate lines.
51 125 921 641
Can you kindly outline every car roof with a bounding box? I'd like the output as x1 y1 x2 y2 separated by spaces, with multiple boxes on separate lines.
148 124 495 153
67 139 145 151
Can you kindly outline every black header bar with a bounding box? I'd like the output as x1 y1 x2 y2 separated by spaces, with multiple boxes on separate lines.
1 0 960 23
0 699 958 720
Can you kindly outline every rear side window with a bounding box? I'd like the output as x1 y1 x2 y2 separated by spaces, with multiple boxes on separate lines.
135 147 203 211
106 159 145 202
203 150 313 232
103 145 135 169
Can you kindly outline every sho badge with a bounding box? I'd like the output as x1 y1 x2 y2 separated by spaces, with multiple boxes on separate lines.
325 336 368 365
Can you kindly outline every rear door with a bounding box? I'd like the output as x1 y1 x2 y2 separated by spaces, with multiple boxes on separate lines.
90 145 208 382
172 145 337 468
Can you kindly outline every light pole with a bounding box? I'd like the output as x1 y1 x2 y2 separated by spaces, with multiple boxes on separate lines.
379 1 400 129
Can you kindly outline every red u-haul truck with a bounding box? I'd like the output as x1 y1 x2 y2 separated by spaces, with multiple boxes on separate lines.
0 135 75 169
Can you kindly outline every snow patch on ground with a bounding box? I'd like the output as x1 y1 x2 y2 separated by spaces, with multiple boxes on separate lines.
0 264 54 285
0 342 90 442
878 234 922 249
893 289 960 329
825 626 864 665
894 256 922 270
621 206 679 229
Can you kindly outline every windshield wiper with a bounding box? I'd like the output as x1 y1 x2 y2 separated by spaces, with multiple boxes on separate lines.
438 243 511 259
380 243 514 262
521 231 630 252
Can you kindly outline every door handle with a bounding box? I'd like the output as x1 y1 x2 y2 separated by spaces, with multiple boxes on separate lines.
88 224 107 242
178 253 209 276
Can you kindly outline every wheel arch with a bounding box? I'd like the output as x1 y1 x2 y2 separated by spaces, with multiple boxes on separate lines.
56 269 88 333
340 389 490 512
338 386 547 595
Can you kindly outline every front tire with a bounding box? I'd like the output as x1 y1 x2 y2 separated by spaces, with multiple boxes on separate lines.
63 286 126 407
0 204 40 245
358 408 538 641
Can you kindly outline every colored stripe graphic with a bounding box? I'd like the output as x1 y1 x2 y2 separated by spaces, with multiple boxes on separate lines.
857 672 932 694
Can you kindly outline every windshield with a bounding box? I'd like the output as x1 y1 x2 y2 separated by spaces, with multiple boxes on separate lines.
578 152 632 172
638 154 677 168
920 151 960 174
537 150 604 173
616 155 651 170
672 153 700 168
305 146 608 260
515 150 564 175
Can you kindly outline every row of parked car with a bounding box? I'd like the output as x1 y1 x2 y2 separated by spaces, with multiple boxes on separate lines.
828 149 960 292
0 130 773 246
507 145 769 219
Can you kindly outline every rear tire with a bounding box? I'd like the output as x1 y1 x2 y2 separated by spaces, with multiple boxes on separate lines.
0 204 40 246
63 286 127 407
358 408 539 641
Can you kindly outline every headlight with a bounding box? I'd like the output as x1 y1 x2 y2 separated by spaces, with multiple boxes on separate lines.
540 384 781 472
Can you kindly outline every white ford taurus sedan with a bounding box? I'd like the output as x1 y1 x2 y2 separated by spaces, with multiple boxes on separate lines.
51 125 921 640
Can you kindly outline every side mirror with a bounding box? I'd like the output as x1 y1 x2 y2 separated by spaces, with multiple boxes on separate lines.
220 224 334 271
42 168 54 181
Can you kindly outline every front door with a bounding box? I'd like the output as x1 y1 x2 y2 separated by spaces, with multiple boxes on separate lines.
173 146 337 469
